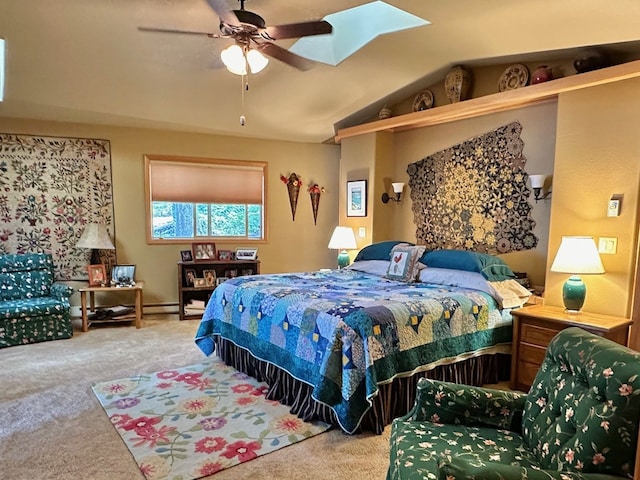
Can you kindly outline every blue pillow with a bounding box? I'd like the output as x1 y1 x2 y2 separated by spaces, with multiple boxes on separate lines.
421 249 515 281
353 241 414 262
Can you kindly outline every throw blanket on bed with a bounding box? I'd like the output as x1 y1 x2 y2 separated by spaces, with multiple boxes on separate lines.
195 270 512 433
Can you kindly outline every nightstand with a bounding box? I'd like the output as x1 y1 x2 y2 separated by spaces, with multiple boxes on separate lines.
510 304 631 392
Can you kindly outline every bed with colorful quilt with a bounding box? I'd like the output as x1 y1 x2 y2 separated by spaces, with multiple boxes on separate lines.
195 242 531 434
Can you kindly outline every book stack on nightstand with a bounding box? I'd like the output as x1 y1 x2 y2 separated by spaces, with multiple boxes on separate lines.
510 304 631 392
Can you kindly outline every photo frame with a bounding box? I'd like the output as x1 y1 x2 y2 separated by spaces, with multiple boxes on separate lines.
180 249 193 262
87 264 107 287
217 249 233 261
192 242 216 261
193 277 207 288
184 268 196 286
111 264 136 287
347 180 367 217
235 248 258 260
216 277 229 286
203 269 217 286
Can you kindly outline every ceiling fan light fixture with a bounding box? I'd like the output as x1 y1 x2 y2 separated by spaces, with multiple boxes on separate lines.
221 44 268 75
246 48 268 73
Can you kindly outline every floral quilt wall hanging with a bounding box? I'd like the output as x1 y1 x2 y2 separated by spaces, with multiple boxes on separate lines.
407 121 537 253
0 133 115 280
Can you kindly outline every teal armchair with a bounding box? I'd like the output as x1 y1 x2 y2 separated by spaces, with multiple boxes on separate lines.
0 253 74 348
388 327 640 480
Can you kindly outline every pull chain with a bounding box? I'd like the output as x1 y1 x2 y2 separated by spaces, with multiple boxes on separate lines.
240 73 247 126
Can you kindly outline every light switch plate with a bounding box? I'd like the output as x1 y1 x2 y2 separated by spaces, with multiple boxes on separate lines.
598 237 618 254
358 227 366 238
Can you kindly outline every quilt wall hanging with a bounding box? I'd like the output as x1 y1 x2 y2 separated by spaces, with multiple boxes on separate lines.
0 133 115 280
407 121 537 253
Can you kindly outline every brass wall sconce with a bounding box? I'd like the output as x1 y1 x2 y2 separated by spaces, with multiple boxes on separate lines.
381 182 405 203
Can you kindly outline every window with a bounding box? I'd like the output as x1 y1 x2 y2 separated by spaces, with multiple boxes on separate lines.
144 155 267 243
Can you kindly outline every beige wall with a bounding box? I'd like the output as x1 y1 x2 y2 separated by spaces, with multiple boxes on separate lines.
341 102 556 288
0 118 341 308
546 78 640 318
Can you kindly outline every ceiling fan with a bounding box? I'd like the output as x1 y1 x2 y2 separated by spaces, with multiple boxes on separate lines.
139 0 333 73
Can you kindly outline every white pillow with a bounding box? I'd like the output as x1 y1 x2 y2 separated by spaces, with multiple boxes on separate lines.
345 260 390 277
418 267 495 296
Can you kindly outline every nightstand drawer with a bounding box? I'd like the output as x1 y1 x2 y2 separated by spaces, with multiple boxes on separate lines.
520 342 547 365
520 323 560 347
517 361 540 390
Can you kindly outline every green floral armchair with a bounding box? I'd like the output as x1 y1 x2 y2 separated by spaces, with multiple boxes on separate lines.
0 253 74 348
388 327 640 480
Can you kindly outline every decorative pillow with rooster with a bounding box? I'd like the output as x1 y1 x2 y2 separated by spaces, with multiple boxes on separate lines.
385 245 426 282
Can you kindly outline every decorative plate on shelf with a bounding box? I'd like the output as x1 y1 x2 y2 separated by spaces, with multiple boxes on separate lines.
412 90 434 112
498 64 529 92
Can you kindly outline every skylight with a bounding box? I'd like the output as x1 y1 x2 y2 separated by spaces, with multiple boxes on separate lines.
0 39 4 102
288 1 429 66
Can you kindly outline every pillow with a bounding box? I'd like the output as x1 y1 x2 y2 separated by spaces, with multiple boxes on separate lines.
420 249 515 281
488 279 532 308
353 241 414 262
345 260 389 277
385 245 426 282
418 267 495 296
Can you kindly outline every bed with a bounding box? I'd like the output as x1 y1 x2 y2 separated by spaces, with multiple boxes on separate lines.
195 243 531 434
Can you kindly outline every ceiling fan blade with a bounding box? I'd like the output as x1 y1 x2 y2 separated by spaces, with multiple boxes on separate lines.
204 0 240 27
264 20 332 40
257 42 314 71
138 26 220 38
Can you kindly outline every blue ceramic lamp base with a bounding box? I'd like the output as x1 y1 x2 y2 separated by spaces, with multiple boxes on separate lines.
337 250 350 269
563 275 587 313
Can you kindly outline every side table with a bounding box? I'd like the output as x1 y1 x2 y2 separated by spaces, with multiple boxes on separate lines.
78 281 145 332
510 304 631 391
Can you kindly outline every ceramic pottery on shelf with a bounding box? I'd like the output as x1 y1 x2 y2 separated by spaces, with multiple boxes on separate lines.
378 105 392 119
444 65 471 103
574 50 609 73
531 65 553 84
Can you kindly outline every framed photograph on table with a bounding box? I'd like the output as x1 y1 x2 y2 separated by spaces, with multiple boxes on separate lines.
111 264 136 287
192 242 216 261
347 180 367 217
88 264 107 287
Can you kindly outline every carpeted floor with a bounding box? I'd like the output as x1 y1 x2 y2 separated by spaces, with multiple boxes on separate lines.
0 315 391 480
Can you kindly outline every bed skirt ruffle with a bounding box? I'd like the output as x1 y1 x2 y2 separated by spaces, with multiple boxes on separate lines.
215 337 511 434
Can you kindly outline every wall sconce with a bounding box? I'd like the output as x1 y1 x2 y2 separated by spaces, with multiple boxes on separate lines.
529 174 551 202
381 182 405 203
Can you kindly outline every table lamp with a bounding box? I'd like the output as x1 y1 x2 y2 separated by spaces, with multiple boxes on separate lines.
76 223 115 265
328 226 357 269
550 236 604 313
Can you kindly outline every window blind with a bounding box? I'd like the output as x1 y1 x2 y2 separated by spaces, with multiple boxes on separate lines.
149 158 265 205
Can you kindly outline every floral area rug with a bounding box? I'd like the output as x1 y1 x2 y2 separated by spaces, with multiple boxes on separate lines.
92 359 330 479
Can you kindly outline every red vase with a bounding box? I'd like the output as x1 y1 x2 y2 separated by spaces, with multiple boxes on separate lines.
531 65 553 84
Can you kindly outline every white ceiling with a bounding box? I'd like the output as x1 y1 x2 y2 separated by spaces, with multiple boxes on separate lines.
1 0 640 144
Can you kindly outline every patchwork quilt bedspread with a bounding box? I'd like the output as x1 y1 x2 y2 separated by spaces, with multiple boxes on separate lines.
195 269 513 433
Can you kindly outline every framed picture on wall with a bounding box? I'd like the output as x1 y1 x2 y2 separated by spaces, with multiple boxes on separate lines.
347 180 367 217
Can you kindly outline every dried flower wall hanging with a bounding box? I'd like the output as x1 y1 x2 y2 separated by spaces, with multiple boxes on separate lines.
280 172 302 221
308 183 325 225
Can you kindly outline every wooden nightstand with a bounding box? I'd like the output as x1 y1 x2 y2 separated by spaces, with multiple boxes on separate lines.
510 305 631 392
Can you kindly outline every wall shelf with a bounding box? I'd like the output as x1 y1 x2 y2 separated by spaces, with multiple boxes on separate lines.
334 59 640 143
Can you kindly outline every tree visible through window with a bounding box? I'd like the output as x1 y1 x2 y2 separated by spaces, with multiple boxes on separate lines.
144 155 267 243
